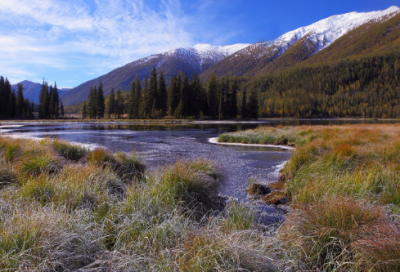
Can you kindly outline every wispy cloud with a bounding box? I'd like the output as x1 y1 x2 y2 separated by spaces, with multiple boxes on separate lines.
0 0 195 87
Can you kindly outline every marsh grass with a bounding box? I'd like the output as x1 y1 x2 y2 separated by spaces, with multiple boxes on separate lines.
52 139 88 160
278 197 400 271
0 137 279 271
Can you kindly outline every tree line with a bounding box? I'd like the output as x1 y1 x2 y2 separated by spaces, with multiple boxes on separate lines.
82 68 259 120
0 76 34 119
38 80 65 119
252 51 400 118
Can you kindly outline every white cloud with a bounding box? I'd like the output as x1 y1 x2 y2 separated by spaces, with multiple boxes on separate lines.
0 0 194 86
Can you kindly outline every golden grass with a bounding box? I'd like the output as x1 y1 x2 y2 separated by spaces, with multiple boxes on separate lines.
1 137 279 271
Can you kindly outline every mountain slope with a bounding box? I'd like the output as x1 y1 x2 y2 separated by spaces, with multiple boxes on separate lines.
200 6 400 79
60 43 249 106
11 80 70 104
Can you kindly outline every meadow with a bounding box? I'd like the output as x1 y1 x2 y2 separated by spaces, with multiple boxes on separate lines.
2 124 400 271
219 124 400 270
0 137 280 271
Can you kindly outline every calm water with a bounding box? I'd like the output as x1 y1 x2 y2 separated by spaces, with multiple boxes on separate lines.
3 119 398 198
2 119 399 225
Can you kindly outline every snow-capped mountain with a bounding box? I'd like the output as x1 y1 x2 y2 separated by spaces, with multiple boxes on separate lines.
61 43 249 106
202 6 400 78
266 5 399 53
129 43 250 71
62 5 400 106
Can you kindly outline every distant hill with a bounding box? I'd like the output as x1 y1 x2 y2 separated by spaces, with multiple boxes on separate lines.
60 44 250 106
11 80 71 104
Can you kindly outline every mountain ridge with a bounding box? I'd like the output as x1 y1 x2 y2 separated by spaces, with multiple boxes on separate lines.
59 5 400 106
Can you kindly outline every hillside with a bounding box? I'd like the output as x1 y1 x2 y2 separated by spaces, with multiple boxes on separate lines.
60 44 249 106
200 6 400 80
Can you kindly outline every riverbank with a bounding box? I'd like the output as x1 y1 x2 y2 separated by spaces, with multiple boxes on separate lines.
219 124 400 270
0 137 286 271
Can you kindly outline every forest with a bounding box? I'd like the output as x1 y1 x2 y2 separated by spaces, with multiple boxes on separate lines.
2 50 400 120
254 51 400 118
81 68 258 120
0 77 34 119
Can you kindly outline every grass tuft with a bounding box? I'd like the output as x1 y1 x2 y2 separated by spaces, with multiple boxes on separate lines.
52 139 87 160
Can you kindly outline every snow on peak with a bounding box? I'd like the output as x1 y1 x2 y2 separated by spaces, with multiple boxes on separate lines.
192 43 251 56
273 6 400 50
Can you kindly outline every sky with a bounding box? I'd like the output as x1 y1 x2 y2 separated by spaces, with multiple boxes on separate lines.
0 0 398 88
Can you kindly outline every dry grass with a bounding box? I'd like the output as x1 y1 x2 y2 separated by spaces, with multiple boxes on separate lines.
0 137 282 271
223 124 400 270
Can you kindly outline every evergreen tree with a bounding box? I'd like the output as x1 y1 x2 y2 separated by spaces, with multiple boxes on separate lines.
178 72 190 117
133 75 141 118
97 82 105 119
39 79 49 119
82 102 88 119
167 76 179 116
207 73 218 119
157 71 167 114
229 78 238 118
16 84 24 118
143 75 151 117
107 88 115 118
241 89 247 118
115 89 124 118
128 80 136 119
60 100 64 117
88 87 94 118
53 83 59 118
149 68 158 111
247 87 258 119
49 85 54 117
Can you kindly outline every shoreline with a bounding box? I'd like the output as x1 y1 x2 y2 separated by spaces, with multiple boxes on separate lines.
208 137 295 150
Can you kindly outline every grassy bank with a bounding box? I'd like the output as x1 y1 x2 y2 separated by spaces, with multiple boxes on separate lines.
0 137 285 271
220 124 400 270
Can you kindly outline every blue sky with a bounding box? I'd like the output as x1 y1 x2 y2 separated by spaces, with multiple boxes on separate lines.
0 0 398 88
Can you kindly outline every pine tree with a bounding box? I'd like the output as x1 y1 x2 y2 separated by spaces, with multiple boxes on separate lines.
143 75 150 117
82 102 87 119
49 85 54 118
39 79 49 119
178 72 190 117
107 88 115 118
247 87 258 119
167 76 179 116
189 72 201 117
97 82 105 119
133 75 141 118
157 71 167 114
16 83 24 118
229 78 238 118
88 87 94 118
207 73 218 119
60 100 64 117
53 83 59 118
115 89 124 118
128 80 136 119
241 89 247 118
149 68 158 112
